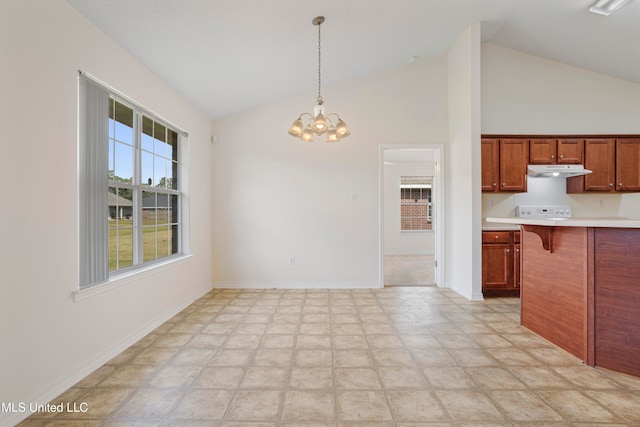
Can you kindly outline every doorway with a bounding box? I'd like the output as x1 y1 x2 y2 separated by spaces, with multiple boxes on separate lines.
379 145 444 287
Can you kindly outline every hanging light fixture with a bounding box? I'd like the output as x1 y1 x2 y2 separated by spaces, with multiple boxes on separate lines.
288 16 350 143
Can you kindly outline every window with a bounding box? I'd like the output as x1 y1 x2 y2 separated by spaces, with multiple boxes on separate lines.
400 176 432 231
79 73 185 289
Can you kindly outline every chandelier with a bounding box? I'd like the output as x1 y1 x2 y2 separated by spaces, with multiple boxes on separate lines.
288 16 350 143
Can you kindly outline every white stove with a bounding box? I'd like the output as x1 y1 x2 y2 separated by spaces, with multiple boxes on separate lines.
516 205 572 218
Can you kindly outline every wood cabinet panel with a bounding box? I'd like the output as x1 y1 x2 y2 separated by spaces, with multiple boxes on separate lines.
482 231 520 295
594 228 640 377
521 227 588 360
529 139 557 164
616 138 640 191
482 231 511 244
520 225 640 379
482 243 512 289
528 138 583 165
557 139 584 164
481 138 499 192
584 139 616 192
499 139 528 192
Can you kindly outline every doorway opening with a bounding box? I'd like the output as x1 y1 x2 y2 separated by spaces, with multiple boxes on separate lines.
380 145 444 287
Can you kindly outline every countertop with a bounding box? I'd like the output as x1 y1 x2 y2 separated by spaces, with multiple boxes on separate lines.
482 222 520 231
486 216 640 228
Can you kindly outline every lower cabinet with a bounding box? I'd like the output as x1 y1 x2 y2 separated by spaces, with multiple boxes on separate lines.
482 230 520 296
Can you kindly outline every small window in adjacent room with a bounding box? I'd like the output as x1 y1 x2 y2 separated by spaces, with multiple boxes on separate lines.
400 176 433 231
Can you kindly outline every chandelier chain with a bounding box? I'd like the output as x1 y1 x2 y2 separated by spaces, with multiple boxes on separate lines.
317 20 322 104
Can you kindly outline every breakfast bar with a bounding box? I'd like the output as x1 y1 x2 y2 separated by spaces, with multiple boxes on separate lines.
487 217 640 378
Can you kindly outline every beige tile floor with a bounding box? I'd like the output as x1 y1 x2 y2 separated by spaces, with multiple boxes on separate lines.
18 287 640 426
384 255 434 286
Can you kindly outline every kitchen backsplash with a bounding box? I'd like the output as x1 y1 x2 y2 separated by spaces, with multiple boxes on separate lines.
482 176 638 219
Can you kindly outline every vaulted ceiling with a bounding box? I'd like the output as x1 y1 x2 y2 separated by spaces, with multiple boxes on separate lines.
66 0 640 119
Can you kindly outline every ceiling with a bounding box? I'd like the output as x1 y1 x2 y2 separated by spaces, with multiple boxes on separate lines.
65 0 640 119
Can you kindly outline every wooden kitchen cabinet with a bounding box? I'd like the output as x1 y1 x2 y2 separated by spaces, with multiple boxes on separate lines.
499 139 528 192
482 230 520 296
529 139 556 164
529 138 583 164
481 138 500 192
567 138 640 193
584 139 616 192
616 138 640 191
482 138 528 193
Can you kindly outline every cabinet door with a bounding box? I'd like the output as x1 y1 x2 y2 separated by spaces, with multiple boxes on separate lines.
584 139 615 192
616 139 640 191
481 138 499 192
529 139 557 164
557 139 584 164
499 139 528 192
482 243 512 290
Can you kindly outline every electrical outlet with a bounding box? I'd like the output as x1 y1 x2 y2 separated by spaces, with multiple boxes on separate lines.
289 256 295 265
599 199 604 208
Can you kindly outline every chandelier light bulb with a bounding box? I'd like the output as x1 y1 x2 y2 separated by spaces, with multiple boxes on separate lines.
288 117 304 137
335 118 350 138
313 112 328 135
301 125 314 142
327 126 339 143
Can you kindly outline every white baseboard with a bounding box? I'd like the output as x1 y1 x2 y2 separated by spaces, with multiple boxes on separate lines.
213 281 382 289
1 283 213 427
470 291 485 301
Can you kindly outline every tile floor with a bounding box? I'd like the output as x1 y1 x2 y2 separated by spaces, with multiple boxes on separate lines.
18 287 640 426
384 255 434 286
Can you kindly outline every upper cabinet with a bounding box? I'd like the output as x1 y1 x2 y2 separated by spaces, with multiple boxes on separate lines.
500 139 528 192
616 138 640 191
481 138 500 192
482 138 528 193
567 138 640 193
484 135 640 194
529 138 583 164
558 139 585 164
529 139 556 164
584 139 615 192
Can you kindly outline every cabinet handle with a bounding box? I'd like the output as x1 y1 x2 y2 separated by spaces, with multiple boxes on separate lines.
609 183 614 187
492 182 496 187
495 235 499 239
506 249 510 253
515 248 520 252
502 182 506 186
559 155 564 159
551 155 555 159
619 183 623 187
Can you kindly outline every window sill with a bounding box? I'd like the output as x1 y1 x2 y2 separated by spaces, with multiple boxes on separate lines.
72 254 193 302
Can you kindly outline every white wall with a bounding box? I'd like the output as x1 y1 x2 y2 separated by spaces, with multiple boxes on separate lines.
383 160 435 255
481 43 640 220
0 1 213 425
446 23 483 301
211 55 449 288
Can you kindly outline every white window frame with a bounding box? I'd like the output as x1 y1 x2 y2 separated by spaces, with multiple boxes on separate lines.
400 176 433 232
77 71 189 297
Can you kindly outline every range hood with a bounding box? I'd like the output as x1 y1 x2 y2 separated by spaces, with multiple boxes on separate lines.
527 164 592 178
